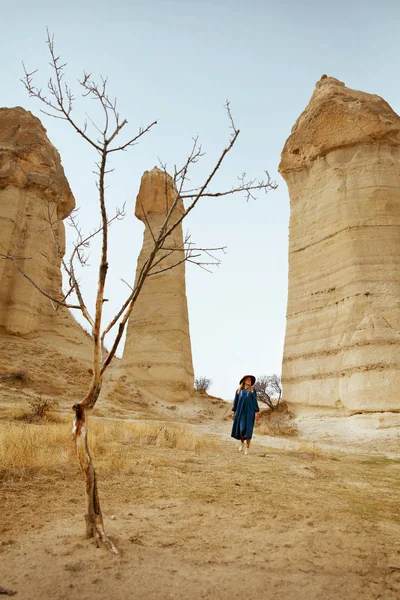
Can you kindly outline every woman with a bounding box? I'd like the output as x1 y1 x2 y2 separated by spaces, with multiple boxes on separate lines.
231 375 260 455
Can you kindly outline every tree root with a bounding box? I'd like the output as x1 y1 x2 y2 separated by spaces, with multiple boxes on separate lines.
91 519 119 554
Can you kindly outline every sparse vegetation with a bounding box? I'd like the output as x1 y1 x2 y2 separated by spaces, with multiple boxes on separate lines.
28 396 59 420
12 396 60 423
11 369 27 382
256 404 297 437
2 416 400 599
254 374 282 410
295 441 323 456
0 421 74 478
195 377 212 393
0 368 29 385
0 419 217 481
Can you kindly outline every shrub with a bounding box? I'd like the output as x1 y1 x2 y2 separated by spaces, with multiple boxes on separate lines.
195 377 212 393
12 369 28 382
254 374 282 410
256 404 297 437
28 396 59 420
0 368 28 384
15 396 60 423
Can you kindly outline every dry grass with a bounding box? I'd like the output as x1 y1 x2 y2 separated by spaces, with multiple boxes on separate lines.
0 419 217 481
295 441 324 455
0 421 74 478
256 408 298 437
0 367 29 385
93 420 214 452
2 415 400 600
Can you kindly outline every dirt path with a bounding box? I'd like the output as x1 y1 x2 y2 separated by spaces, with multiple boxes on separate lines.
1 423 400 600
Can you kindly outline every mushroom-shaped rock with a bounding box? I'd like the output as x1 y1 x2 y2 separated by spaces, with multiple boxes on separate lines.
0 107 91 359
279 77 400 412
118 167 194 403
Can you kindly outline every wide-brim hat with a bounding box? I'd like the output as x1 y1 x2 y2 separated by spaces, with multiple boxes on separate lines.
239 374 256 386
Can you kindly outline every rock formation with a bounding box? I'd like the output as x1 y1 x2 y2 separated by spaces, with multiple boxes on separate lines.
118 167 194 402
279 76 400 412
0 107 91 361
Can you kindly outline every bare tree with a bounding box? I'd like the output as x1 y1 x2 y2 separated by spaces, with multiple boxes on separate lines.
254 374 282 410
0 31 277 552
254 376 273 409
194 377 212 393
268 374 282 401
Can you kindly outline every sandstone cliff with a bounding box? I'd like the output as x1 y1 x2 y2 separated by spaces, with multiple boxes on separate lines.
0 107 91 363
279 76 400 412
117 167 194 402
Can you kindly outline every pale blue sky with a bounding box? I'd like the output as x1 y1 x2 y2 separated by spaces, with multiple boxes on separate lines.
2 0 400 399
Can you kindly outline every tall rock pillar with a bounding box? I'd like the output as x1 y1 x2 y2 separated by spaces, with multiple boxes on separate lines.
0 107 91 358
120 167 194 402
279 76 400 412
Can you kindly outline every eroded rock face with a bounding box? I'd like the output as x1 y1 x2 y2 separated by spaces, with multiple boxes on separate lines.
0 107 91 359
119 167 194 402
279 77 400 412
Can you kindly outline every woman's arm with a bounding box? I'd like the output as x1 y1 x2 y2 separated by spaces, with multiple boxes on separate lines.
253 389 260 419
232 390 239 412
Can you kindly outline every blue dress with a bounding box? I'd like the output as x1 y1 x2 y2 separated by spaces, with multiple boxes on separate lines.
231 388 260 440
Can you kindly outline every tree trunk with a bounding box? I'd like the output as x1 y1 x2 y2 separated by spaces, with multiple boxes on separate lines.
73 401 118 554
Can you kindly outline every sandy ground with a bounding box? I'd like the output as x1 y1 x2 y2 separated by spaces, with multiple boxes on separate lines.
1 408 400 600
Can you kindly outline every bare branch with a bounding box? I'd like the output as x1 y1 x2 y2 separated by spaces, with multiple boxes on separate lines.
147 257 188 276
161 132 241 244
100 252 152 353
21 34 103 152
107 120 158 152
0 251 81 310
21 31 157 155
180 170 277 202
174 136 205 195
139 203 156 243
43 204 95 327
224 99 239 139
121 278 134 291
